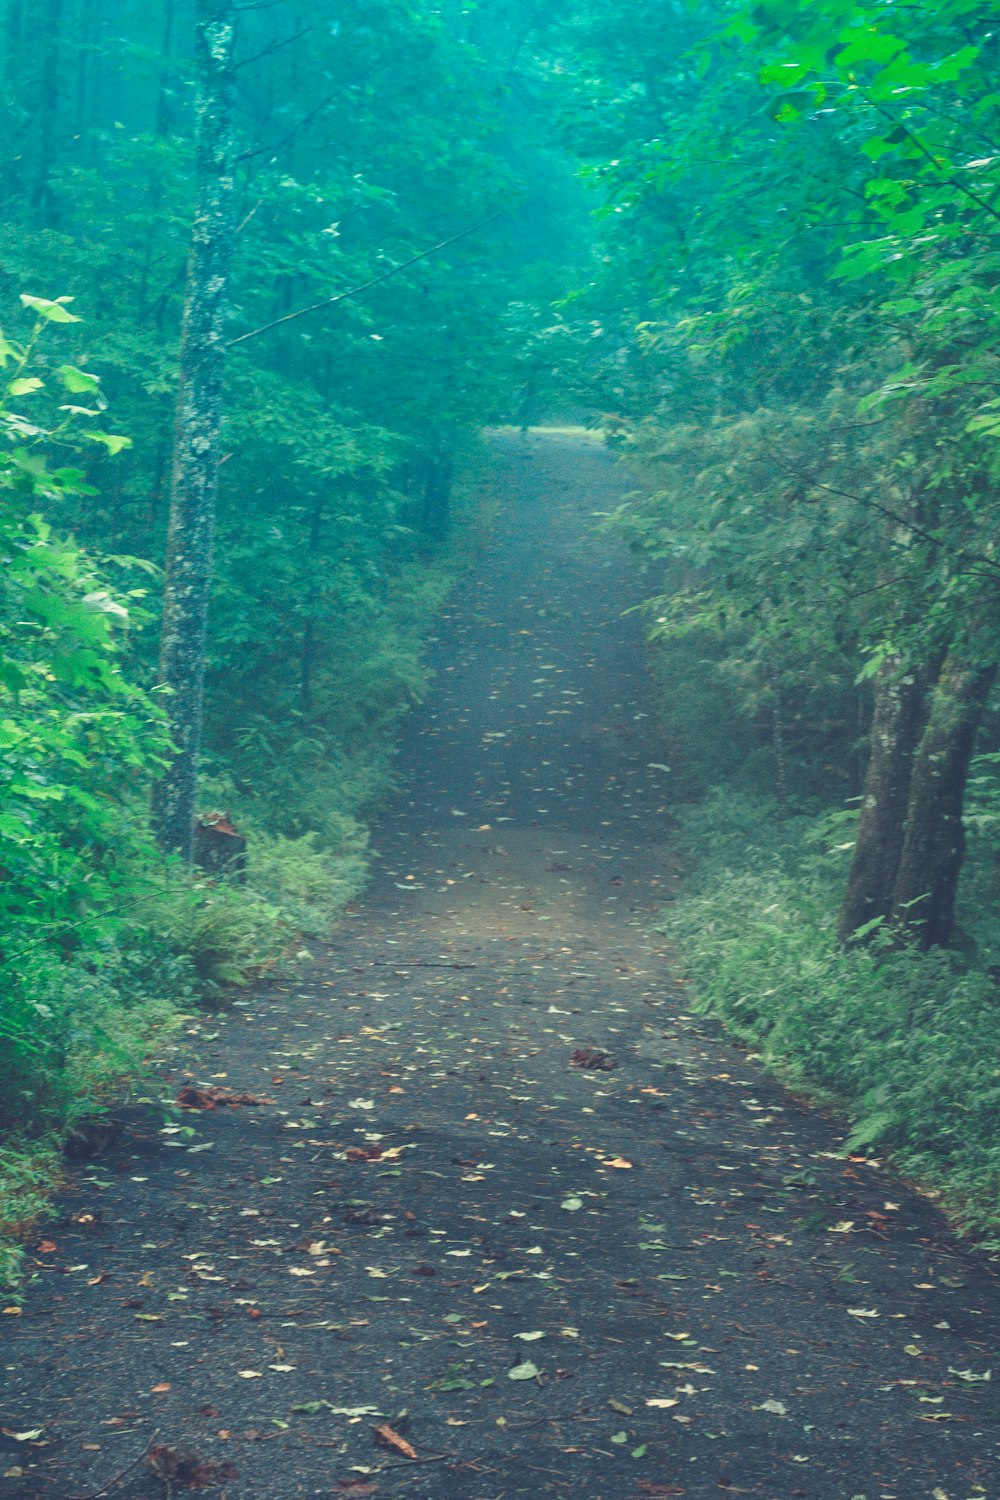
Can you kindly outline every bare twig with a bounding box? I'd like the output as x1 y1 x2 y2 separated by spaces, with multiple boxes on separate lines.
862 94 1000 227
379 1451 452 1468
66 1429 160 1500
226 213 502 348
366 960 478 970
236 25 312 71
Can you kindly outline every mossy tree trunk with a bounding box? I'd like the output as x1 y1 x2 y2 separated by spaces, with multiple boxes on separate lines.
151 0 236 860
888 657 996 949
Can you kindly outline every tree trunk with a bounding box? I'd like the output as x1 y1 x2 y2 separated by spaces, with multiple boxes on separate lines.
155 0 180 137
31 0 64 228
837 657 929 944
299 491 325 719
420 451 454 546
1 0 25 204
888 657 996 949
151 0 237 860
767 664 788 818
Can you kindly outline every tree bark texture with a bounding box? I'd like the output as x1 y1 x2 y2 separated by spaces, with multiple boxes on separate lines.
837 657 929 944
888 657 996 949
151 0 236 860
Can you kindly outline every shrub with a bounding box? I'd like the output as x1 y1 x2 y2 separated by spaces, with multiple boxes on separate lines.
664 792 1000 1240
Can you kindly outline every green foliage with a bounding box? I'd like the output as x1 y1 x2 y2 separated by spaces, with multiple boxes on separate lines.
246 832 368 939
0 1140 61 1293
665 791 1000 1239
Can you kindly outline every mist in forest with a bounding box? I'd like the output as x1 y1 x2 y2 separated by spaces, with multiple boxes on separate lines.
2 0 1000 1348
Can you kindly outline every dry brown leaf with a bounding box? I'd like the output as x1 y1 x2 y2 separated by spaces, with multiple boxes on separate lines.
374 1423 417 1460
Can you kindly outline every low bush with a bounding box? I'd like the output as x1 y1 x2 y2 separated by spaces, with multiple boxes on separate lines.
664 790 1000 1241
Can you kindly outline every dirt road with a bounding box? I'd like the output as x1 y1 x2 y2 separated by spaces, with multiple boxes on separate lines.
4 432 998 1500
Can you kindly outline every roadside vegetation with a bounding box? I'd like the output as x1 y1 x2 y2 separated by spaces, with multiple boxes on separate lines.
559 0 1000 1239
3 0 999 1282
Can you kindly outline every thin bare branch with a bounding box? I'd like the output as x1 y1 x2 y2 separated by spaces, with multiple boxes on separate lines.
235 25 312 72
226 213 503 349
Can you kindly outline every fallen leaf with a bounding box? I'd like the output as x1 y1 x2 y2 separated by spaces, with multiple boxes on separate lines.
948 1365 991 1383
374 1423 417 1460
755 1399 787 1416
508 1360 540 1381
570 1047 617 1071
514 1331 546 1342
646 1398 679 1409
177 1084 271 1109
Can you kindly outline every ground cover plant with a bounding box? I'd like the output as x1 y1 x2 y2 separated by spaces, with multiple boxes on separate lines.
660 786 1000 1241
1 6 999 1468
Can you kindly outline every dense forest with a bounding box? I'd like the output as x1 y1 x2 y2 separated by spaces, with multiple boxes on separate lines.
2 0 999 1293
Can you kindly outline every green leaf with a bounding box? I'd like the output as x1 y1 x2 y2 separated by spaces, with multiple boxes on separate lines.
83 431 132 455
507 1360 540 1381
82 590 129 620
57 364 101 394
19 294 82 324
8 377 43 397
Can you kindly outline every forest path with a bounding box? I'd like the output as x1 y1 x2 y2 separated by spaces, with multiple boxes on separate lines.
4 432 999 1500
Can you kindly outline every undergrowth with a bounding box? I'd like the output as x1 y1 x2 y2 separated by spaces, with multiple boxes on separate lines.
662 788 1000 1243
0 456 496 1291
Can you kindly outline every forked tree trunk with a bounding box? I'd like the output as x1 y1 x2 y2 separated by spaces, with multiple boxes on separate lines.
839 654 941 942
151 0 237 860
837 657 929 944
888 657 996 949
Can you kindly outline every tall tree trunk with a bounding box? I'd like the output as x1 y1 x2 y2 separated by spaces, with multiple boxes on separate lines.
73 0 96 155
138 0 181 325
837 657 930 944
32 0 64 228
888 657 996 949
2 0 26 205
155 0 180 137
767 664 788 818
151 0 237 860
299 491 325 719
420 450 454 546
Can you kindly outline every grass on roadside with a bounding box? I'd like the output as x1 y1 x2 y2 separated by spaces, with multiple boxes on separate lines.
662 789 1000 1244
0 454 499 1291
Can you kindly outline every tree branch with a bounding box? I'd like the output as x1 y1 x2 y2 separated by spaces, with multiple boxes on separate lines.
235 25 312 72
226 213 503 348
863 94 1000 227
776 457 1000 579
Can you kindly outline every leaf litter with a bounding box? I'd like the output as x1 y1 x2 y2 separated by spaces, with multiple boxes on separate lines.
3 436 999 1498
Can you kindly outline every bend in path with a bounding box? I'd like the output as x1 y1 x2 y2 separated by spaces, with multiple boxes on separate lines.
3 432 998 1500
